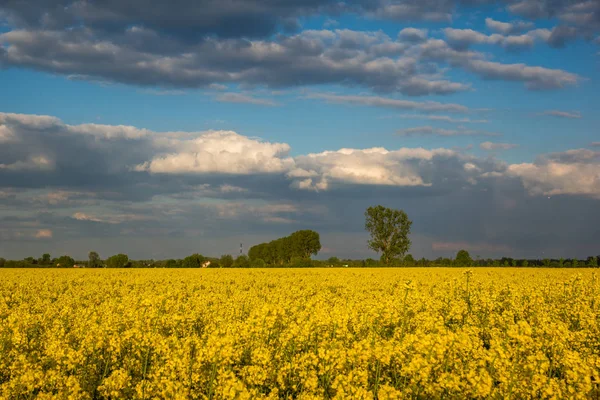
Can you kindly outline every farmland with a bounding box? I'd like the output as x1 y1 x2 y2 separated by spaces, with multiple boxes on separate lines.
1 268 599 399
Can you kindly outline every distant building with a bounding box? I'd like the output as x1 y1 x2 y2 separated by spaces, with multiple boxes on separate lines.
201 260 211 268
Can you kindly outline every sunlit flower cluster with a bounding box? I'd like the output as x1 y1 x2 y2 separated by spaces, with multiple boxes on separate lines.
1 268 599 399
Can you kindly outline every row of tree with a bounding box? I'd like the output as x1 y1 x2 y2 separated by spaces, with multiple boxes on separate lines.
248 230 322 266
1 205 598 268
1 252 598 269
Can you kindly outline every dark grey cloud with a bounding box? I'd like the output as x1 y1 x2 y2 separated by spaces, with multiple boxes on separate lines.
416 38 580 89
0 28 474 96
547 25 579 47
509 0 600 34
0 1 588 94
1 111 599 260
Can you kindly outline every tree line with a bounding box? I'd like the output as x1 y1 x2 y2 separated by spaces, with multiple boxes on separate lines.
1 206 598 268
1 251 598 269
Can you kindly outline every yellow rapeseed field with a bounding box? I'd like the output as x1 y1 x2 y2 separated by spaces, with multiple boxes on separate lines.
1 268 599 399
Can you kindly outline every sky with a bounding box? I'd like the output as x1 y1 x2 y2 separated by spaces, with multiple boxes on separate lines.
0 0 599 261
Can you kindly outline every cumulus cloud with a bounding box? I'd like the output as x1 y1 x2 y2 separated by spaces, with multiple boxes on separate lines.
480 142 519 151
445 28 537 50
2 111 599 259
290 147 450 190
0 21 582 94
444 26 580 51
485 18 534 35
539 110 582 119
461 59 579 89
397 126 499 136
135 130 294 175
398 28 429 43
0 28 472 96
509 0 600 36
507 149 600 198
415 38 580 90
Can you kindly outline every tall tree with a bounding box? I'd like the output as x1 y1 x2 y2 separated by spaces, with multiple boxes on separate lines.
290 230 322 259
455 250 472 267
88 251 101 268
41 253 51 265
182 254 205 268
220 254 234 268
55 255 75 268
364 205 412 265
234 255 250 268
106 254 129 268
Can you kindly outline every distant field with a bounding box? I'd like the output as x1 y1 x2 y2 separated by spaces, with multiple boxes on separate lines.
1 268 599 399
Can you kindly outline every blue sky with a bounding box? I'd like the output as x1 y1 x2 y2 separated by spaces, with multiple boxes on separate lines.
0 0 599 260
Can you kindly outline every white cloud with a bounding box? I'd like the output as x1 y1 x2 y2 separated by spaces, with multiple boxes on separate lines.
136 130 294 175
539 110 582 119
480 142 519 150
0 112 61 129
398 114 488 123
306 92 470 113
444 27 553 51
72 211 153 224
397 126 499 136
219 184 247 193
507 149 600 198
290 147 458 190
215 93 279 106
34 229 53 239
463 59 580 90
485 18 534 35
398 28 428 42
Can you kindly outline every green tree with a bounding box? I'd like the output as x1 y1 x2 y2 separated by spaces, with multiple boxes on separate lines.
454 250 472 267
88 251 101 268
290 230 322 259
182 253 205 268
55 255 75 268
106 254 129 268
542 258 551 267
522 260 529 267
365 258 378 267
220 254 234 268
251 258 266 268
164 259 178 268
586 256 598 267
403 254 415 266
0 258 5 268
364 205 412 265
572 259 579 268
291 256 312 268
234 255 250 268
559 258 564 268
40 253 51 265
327 257 341 266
